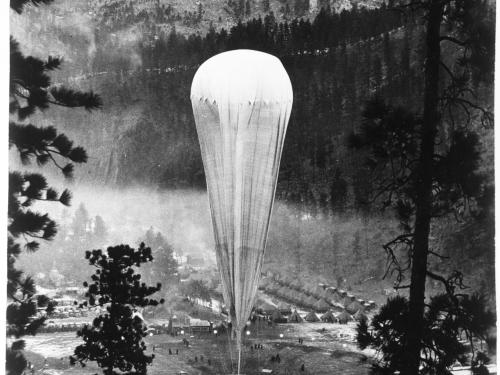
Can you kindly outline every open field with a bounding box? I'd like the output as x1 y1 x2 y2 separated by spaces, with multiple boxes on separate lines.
23 320 372 375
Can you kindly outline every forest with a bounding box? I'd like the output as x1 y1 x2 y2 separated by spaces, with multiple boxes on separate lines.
13 1 493 297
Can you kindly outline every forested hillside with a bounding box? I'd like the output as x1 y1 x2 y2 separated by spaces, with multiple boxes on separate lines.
11 1 495 300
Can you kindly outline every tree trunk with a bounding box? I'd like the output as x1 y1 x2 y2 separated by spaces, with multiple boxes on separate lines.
405 2 443 374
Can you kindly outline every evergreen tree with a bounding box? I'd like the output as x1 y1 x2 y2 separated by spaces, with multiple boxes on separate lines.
197 2 203 22
245 0 251 17
357 294 495 374
71 203 91 244
350 1 494 373
262 0 270 13
93 215 108 246
179 279 211 301
7 1 101 374
71 244 164 375
329 169 347 212
140 228 178 284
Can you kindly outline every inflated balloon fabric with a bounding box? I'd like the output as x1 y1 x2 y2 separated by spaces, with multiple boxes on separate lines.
191 50 293 345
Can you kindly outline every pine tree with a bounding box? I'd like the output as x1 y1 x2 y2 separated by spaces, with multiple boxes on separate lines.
349 1 494 373
71 244 164 375
357 294 495 373
71 203 91 244
7 2 101 373
140 229 178 284
262 0 270 13
93 215 108 246
197 2 203 22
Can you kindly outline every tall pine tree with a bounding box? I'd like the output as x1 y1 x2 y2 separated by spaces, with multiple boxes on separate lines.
8 1 101 374
350 1 494 373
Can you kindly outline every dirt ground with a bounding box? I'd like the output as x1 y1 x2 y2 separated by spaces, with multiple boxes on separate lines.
22 321 372 375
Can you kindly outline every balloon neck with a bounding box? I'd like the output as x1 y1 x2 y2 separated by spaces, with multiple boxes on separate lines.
235 327 242 351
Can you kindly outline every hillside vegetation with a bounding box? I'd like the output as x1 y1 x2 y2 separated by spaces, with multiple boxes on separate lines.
11 1 495 303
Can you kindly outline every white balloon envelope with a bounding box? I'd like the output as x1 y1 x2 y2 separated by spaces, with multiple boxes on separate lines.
191 49 293 352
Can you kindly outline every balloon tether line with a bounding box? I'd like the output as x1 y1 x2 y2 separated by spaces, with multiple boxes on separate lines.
237 329 242 375
238 346 241 375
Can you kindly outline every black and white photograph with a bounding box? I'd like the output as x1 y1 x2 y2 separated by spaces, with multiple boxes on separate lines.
6 0 496 374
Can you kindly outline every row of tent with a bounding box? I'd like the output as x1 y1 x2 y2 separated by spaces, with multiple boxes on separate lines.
268 308 367 324
259 277 375 314
37 321 89 333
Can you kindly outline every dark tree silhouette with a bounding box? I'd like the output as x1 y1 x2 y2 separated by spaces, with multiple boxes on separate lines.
179 279 212 302
71 243 164 375
7 2 101 373
10 0 53 14
140 228 178 284
350 1 494 373
357 294 495 374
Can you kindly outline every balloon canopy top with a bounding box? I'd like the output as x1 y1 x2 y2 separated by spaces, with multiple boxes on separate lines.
190 49 293 106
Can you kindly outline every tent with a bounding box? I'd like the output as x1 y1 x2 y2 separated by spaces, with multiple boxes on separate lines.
313 299 331 312
320 310 337 323
304 311 320 322
354 309 368 322
337 310 353 324
271 309 287 323
277 301 291 314
288 310 303 323
346 300 363 315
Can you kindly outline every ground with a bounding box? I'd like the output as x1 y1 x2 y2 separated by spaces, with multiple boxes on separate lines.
23 320 373 375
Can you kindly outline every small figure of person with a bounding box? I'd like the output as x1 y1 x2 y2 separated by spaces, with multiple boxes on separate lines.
176 349 179 355
200 355 204 362
301 363 305 371
208 359 211 366
195 356 198 362
276 354 281 363
168 348 172 355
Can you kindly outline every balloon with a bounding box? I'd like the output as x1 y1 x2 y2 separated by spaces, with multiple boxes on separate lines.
191 49 293 350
